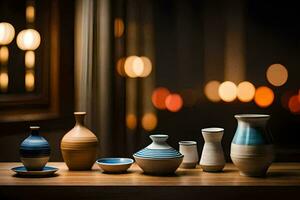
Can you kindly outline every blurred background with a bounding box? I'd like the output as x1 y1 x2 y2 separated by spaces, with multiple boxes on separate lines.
0 0 299 162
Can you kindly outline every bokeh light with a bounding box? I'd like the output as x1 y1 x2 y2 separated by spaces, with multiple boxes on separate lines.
152 87 170 110
126 113 137 130
218 81 237 102
25 51 35 68
114 18 124 38
0 46 9 64
0 22 15 45
254 86 274 108
204 80 221 102
116 57 126 76
142 113 158 131
26 5 35 23
266 63 288 86
25 71 35 92
140 56 152 77
237 81 255 102
288 95 300 114
124 56 138 78
132 56 144 77
0 72 9 92
180 88 198 107
17 29 41 50
165 93 183 112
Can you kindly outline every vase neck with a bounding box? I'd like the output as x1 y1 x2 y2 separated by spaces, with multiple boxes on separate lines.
148 134 170 149
74 112 86 126
30 126 40 136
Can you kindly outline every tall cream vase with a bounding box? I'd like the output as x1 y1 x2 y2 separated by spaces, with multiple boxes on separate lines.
61 112 98 170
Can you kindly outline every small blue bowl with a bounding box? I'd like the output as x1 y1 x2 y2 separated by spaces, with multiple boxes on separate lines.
96 158 134 173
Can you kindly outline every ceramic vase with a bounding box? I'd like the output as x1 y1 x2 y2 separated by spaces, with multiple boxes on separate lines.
200 128 225 172
61 112 98 170
230 114 274 177
20 126 50 171
133 134 183 175
179 141 198 168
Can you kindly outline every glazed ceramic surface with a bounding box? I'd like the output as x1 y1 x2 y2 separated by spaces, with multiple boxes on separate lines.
11 166 58 176
96 158 134 173
61 112 98 170
230 114 274 177
200 128 225 172
179 141 199 169
20 126 50 171
133 134 183 175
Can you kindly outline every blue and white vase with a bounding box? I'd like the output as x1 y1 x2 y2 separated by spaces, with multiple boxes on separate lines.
133 134 183 175
230 114 274 177
20 126 51 171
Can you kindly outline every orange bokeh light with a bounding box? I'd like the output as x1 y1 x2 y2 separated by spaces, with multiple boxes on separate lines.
237 81 255 102
126 113 137 130
254 86 274 108
142 113 158 131
218 81 237 102
288 95 300 114
165 93 183 112
152 87 170 110
204 80 221 102
266 63 288 86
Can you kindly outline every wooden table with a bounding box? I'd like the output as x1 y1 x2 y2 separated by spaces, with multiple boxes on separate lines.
1 162 300 200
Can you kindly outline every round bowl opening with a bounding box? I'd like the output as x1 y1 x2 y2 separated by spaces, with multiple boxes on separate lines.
96 158 134 165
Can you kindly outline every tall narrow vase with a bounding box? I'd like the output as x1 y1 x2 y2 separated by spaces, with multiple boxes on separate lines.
61 112 98 170
230 114 274 177
200 128 225 172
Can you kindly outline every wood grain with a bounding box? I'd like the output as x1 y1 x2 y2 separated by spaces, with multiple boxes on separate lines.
0 162 300 186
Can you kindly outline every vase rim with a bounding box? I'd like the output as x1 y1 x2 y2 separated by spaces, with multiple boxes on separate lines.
202 127 224 133
179 141 197 145
235 114 270 119
150 134 168 138
74 111 86 115
30 126 40 130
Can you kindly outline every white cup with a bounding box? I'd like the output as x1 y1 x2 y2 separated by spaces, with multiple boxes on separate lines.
179 141 199 169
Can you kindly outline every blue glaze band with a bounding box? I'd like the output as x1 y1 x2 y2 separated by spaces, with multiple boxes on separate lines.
20 133 50 158
232 126 272 145
134 148 183 159
96 158 134 165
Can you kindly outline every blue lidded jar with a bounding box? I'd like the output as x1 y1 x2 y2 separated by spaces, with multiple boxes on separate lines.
20 126 51 171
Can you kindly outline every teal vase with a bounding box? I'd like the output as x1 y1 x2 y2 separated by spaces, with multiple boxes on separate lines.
230 114 274 177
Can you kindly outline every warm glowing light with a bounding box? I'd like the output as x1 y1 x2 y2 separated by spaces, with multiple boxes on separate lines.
114 18 124 38
0 46 9 64
165 93 183 112
0 22 15 45
180 88 198 107
0 72 9 92
132 57 144 77
218 81 237 102
26 5 35 23
116 57 126 76
25 51 35 68
266 63 288 86
124 56 138 78
204 80 221 102
254 86 274 108
25 72 35 92
140 56 152 77
237 81 255 102
17 29 41 50
142 113 158 131
152 87 170 110
288 95 300 114
126 113 137 130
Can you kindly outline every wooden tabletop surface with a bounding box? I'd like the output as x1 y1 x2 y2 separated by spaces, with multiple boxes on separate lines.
1 162 300 186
